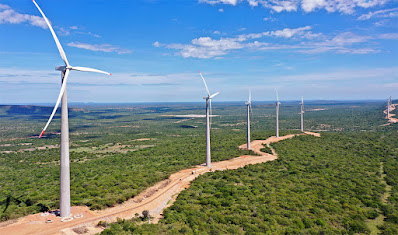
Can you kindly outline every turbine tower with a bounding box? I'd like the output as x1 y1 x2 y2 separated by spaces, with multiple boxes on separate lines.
300 97 304 132
275 89 280 137
245 89 252 149
387 96 391 119
33 0 111 218
199 71 219 168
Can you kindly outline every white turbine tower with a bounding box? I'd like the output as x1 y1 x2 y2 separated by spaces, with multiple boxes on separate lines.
275 89 280 137
33 1 111 218
199 71 219 168
387 96 391 119
300 97 304 132
245 89 252 149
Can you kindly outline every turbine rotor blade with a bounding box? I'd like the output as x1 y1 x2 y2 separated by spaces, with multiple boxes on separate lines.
198 71 210 97
209 92 220 99
249 88 251 103
33 1 69 66
71 66 112 76
275 88 279 102
39 69 70 138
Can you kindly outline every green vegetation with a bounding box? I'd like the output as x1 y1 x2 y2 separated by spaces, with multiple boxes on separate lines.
0 100 396 232
103 131 398 234
260 144 273 154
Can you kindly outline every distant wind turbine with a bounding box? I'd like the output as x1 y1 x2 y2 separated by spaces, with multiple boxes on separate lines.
387 96 391 119
300 97 304 132
199 71 219 168
33 0 111 218
245 89 252 149
275 89 280 137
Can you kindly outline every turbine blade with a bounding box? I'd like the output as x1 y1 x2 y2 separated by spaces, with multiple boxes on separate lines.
198 71 210 97
39 69 70 138
249 88 251 103
275 88 279 102
33 1 69 66
71 66 111 76
209 92 220 99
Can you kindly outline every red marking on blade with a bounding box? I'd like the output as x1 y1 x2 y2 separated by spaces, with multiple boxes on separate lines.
39 130 45 138
110 74 112 76
198 70 201 74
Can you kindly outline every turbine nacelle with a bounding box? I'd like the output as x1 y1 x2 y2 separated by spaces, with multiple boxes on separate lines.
56 66 66 71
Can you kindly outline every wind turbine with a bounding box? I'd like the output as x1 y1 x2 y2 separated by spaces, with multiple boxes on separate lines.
33 0 111 218
275 89 280 137
198 71 219 168
300 97 304 132
245 89 252 149
387 96 391 119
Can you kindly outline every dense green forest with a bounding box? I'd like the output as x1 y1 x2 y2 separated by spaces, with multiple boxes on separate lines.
0 101 394 227
102 131 398 234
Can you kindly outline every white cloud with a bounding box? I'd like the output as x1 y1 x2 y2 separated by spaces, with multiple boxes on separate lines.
0 4 10 10
263 16 277 21
199 0 238 5
378 33 398 39
0 5 47 28
219 8 225 12
199 0 393 14
67 42 132 54
358 7 398 20
153 41 161 47
154 26 393 58
154 26 318 58
58 26 101 38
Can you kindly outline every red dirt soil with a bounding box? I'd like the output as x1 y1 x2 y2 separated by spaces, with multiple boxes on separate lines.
0 132 320 235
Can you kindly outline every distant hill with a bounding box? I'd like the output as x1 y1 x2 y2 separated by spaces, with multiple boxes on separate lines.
0 105 54 116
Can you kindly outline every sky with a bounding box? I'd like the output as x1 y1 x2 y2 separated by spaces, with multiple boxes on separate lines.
0 0 397 104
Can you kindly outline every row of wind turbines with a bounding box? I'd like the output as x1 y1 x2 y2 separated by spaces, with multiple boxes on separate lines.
197 72 305 169
33 0 299 219
31 0 390 219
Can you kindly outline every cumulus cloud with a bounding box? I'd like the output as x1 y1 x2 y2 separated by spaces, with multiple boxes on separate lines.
199 0 392 14
0 4 47 28
67 42 132 54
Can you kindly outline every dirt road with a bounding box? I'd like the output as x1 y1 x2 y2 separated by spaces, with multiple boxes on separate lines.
383 104 398 123
0 132 320 235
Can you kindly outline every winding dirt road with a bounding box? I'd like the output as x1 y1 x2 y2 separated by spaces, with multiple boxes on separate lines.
0 132 320 235
383 104 398 124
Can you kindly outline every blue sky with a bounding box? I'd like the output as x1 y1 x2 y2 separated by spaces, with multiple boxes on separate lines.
0 0 397 104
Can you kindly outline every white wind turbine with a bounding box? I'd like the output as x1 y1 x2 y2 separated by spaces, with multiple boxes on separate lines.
245 89 252 149
33 0 111 218
300 97 304 132
199 71 219 168
275 89 280 137
387 96 391 119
